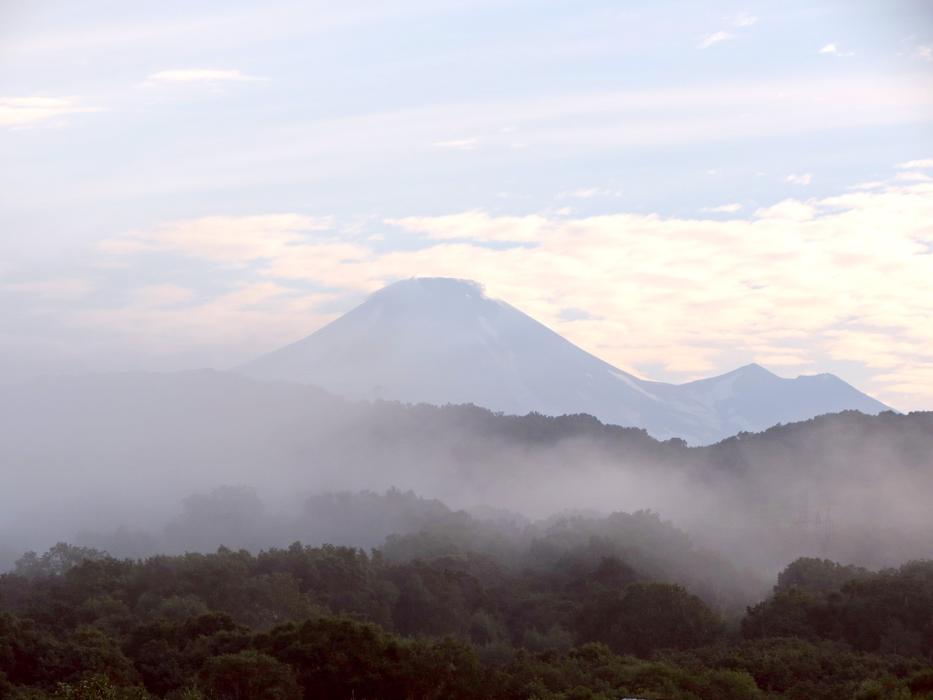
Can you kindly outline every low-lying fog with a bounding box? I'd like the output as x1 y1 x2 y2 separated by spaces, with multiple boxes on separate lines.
2 370 931 596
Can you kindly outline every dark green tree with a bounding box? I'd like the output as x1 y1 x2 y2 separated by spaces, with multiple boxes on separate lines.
197 651 300 700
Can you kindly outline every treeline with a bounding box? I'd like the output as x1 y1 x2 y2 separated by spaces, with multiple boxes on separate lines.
1 540 932 699
744 558 933 658
78 491 762 615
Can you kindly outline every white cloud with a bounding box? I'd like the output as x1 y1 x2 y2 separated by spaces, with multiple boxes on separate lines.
913 45 932 62
895 171 932 182
785 173 813 185
432 137 479 150
567 188 601 199
143 69 260 85
0 96 100 128
697 15 754 51
101 214 373 293
101 214 333 264
387 211 549 243
848 181 885 191
899 158 933 169
698 31 734 49
701 203 743 213
560 187 622 200
755 199 815 220
819 43 854 57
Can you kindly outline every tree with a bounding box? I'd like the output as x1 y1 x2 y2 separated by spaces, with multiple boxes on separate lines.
577 583 723 656
775 558 870 595
14 544 108 578
52 675 151 699
197 651 300 700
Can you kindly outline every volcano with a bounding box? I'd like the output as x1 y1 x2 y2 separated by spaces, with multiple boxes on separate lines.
238 277 888 444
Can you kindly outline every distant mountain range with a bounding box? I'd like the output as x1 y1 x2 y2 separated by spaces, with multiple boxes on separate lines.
239 277 888 444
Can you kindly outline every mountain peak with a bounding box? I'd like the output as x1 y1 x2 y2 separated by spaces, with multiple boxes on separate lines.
734 362 778 378
361 278 494 316
374 277 486 301
380 276 484 292
239 279 889 444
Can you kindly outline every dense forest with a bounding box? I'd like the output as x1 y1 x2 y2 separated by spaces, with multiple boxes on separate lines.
2 530 932 699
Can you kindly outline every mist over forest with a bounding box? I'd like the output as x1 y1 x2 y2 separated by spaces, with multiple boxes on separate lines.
2 370 933 698
2 369 931 580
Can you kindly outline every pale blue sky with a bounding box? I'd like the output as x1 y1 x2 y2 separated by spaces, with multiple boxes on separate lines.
1 0 932 408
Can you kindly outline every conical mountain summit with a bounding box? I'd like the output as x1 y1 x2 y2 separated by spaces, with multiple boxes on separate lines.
239 278 887 444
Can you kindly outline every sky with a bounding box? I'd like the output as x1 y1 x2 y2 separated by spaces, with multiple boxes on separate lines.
1 0 932 410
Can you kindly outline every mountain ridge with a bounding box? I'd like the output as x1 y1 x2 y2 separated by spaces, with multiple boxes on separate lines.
238 277 888 444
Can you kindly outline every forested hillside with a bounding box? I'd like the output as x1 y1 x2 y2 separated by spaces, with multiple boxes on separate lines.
1 538 932 699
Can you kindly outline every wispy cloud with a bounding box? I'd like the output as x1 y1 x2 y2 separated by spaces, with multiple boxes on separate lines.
913 45 932 62
386 211 549 243
143 69 261 86
701 203 743 213
560 187 622 200
819 43 854 57
432 137 479 150
698 31 734 49
899 158 933 169
116 76 931 195
567 188 601 199
0 96 100 128
698 13 755 51
785 173 813 185
895 171 932 182
848 181 885 191
755 199 816 221
101 214 333 263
